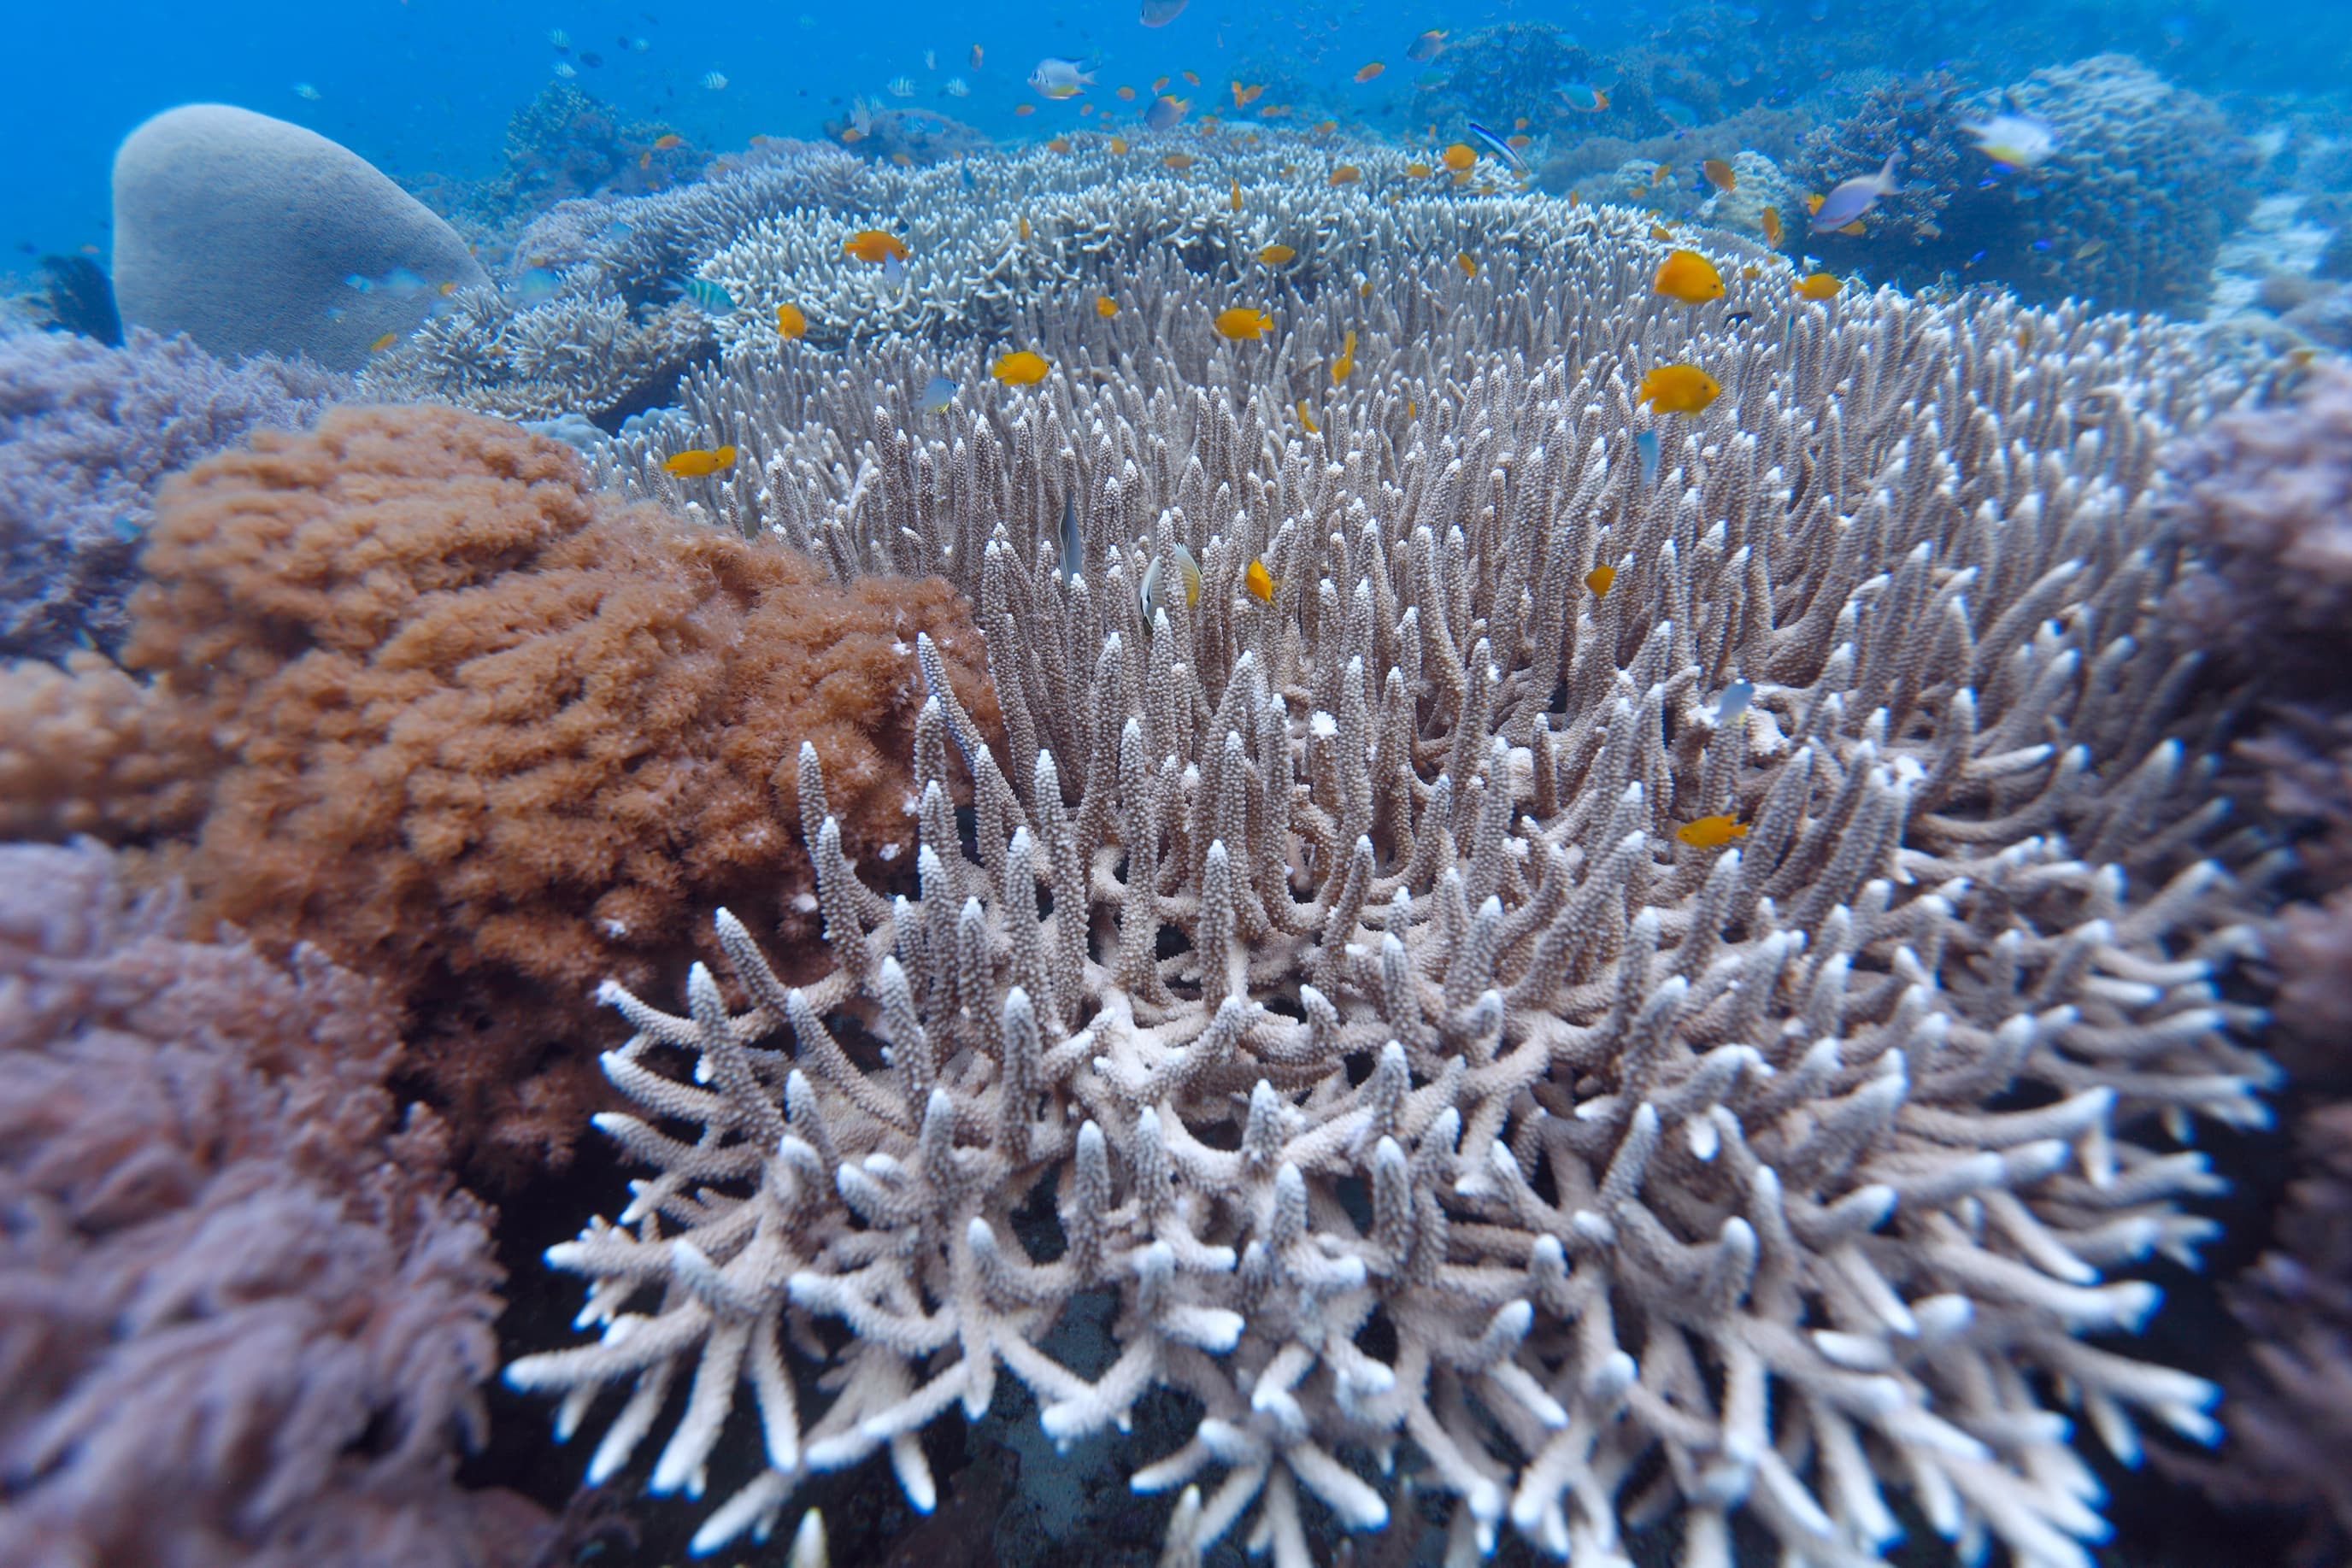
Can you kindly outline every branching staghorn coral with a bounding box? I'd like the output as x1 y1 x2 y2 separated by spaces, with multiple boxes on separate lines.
512 214 2275 1566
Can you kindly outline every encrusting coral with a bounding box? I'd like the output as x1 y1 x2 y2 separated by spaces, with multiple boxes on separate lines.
509 193 2276 1567
0 839 548 1566
0 404 999 1179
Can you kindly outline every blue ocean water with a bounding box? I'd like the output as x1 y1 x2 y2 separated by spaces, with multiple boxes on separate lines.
4 0 2342 261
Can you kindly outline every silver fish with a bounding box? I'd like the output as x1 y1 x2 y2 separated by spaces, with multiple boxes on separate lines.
1809 150 1902 232
1027 57 1094 98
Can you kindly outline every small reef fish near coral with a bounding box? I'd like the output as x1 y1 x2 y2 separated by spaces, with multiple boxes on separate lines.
12 5 2352 1568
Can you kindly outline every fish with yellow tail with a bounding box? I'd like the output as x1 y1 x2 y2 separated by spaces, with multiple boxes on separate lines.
1652 248 1725 303
663 444 738 478
1139 543 1202 619
1809 150 1902 232
1674 813 1748 849
1794 272 1844 302
1096 294 1118 318
1244 558 1275 602
1638 363 1721 414
774 302 808 339
1028 57 1094 99
842 230 910 263
1330 328 1356 383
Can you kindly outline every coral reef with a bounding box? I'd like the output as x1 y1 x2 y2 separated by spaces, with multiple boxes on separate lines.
511 210 2274 1566
0 405 999 1181
469 84 699 223
0 326 344 663
824 104 991 167
2163 363 2352 1550
0 839 547 1565
1792 57 2255 317
111 104 491 371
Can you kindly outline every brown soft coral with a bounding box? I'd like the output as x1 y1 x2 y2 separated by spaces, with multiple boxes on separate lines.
3 405 999 1180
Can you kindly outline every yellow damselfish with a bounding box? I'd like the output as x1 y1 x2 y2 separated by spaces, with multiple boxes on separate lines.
1245 557 1275 602
1214 306 1274 340
1096 295 1118 318
1675 814 1749 849
1585 563 1616 598
1796 272 1844 302
774 302 807 339
1638 363 1722 414
663 444 738 478
1652 248 1725 303
1331 328 1356 384
991 349 1050 385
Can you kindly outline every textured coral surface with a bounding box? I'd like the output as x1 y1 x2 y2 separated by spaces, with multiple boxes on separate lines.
509 201 2276 1567
0 840 545 1567
0 405 998 1179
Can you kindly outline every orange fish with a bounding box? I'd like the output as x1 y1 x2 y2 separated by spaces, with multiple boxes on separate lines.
1163 152 1197 170
1701 157 1736 192
1019 216 1031 240
1507 133 1532 150
1331 327 1356 383
1047 137 1071 153
1649 224 1674 241
1079 103 1097 116
1638 363 1721 414
664 444 738 478
638 150 653 167
1295 401 1320 434
1796 272 1843 302
1109 135 1130 153
1405 161 1432 177
1014 103 1036 116
1674 814 1749 849
1329 163 1361 185
1652 248 1725 303
1442 142 1475 171
1117 85 1137 100
1230 177 1243 210
1214 305 1273 339
1455 251 1478 277
991 349 1050 385
1154 74 1170 91
1232 81 1263 106
653 133 685 150
1314 119 1337 133
1096 294 1118 318
774 302 808 339
1761 206 1783 247
1585 563 1616 598
891 151 913 166
842 230 910 263
840 127 865 143
1258 243 1297 264
970 44 983 68
368 331 397 353
1355 61 1385 82
1182 69 1200 85
1245 558 1275 602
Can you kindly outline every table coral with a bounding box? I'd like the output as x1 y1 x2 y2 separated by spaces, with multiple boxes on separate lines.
0 405 998 1182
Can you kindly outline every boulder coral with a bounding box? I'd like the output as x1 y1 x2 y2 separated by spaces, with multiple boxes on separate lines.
111 104 491 371
0 405 999 1181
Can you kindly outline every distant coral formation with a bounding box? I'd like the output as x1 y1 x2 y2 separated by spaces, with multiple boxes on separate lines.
1792 56 2253 316
0 405 999 1179
0 326 343 663
469 83 700 222
0 839 546 1565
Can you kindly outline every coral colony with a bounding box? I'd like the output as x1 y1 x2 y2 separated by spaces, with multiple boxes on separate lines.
8 24 2352 1568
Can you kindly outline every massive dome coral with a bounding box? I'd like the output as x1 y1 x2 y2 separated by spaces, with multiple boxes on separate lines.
504 141 2274 1566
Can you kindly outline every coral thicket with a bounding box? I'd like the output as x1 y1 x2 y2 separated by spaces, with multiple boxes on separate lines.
0 839 546 1567
0 404 998 1179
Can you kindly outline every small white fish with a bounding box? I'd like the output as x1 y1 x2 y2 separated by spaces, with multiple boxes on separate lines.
1960 112 2057 168
702 71 729 91
553 61 578 78
548 27 571 48
923 49 937 70
1028 56 1095 98
1716 679 1754 724
883 252 907 293
888 75 916 97
944 76 971 97
629 36 650 52
920 374 957 414
293 82 321 101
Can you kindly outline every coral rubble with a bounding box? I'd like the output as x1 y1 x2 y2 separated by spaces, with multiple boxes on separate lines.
510 191 2274 1566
